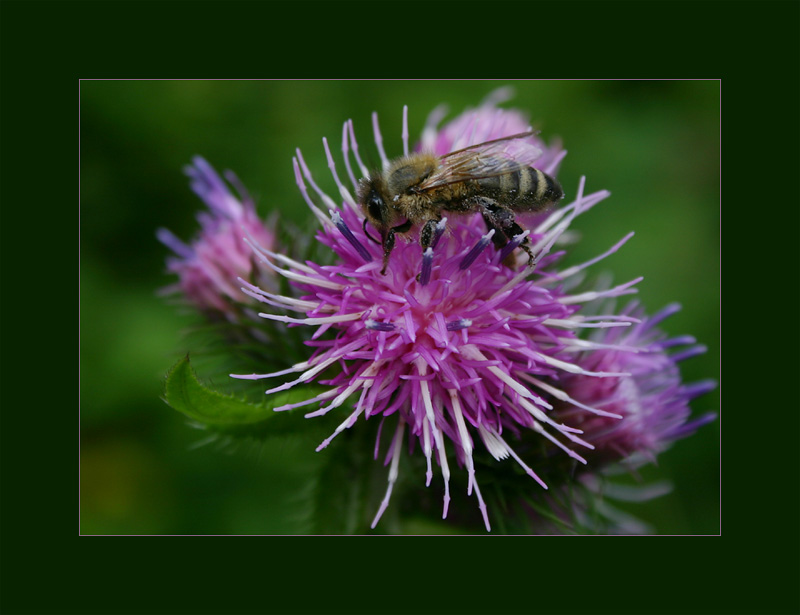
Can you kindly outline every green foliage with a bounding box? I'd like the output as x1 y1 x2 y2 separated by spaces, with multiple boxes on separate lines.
163 354 323 440
162 355 414 534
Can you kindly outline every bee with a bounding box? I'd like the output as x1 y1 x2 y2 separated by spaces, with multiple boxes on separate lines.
358 131 564 274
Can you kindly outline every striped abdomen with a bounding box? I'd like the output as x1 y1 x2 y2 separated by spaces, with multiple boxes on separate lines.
475 167 563 211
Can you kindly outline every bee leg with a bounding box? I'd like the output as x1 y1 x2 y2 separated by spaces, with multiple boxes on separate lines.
381 220 413 275
478 199 534 267
381 230 396 275
480 213 509 248
499 220 535 267
500 218 535 266
419 218 442 251
417 218 442 285
476 197 512 247
477 198 513 227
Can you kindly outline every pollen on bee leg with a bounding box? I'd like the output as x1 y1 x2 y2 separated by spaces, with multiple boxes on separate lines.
330 210 372 263
459 229 495 270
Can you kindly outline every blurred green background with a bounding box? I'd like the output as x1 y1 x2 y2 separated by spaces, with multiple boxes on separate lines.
80 80 719 534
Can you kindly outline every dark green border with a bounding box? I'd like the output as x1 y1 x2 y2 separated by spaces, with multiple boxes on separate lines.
2 1 798 614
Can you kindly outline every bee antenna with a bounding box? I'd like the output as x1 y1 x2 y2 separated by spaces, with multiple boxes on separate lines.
363 218 381 245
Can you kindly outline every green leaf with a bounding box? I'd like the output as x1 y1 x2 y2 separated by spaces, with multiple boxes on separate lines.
163 355 324 439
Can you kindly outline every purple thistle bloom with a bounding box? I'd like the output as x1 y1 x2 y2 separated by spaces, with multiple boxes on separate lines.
519 304 716 534
158 157 276 317
552 301 717 466
419 87 566 177
233 97 644 532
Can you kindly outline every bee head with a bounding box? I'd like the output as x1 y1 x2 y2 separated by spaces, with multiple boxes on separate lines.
358 176 391 234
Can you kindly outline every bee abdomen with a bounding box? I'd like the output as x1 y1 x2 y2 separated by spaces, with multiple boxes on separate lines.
478 168 563 211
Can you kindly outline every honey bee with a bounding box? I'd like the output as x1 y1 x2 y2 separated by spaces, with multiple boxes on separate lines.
358 131 564 274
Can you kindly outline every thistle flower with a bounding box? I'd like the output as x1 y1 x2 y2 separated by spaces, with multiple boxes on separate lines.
232 98 646 532
551 301 717 467
507 301 717 534
157 157 276 318
419 87 566 176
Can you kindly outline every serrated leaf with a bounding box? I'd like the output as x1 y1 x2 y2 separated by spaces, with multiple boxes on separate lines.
163 355 324 439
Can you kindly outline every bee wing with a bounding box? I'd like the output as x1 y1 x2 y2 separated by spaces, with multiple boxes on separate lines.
440 131 544 164
416 131 544 191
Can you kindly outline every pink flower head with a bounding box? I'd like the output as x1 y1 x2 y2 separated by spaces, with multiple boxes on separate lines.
419 87 566 177
158 157 276 316
233 98 642 532
554 301 717 466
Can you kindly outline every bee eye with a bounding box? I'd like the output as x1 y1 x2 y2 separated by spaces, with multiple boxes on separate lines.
368 197 384 222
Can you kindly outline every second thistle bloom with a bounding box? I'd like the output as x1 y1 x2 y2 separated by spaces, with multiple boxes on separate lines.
517 302 717 534
158 157 276 318
552 301 717 467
